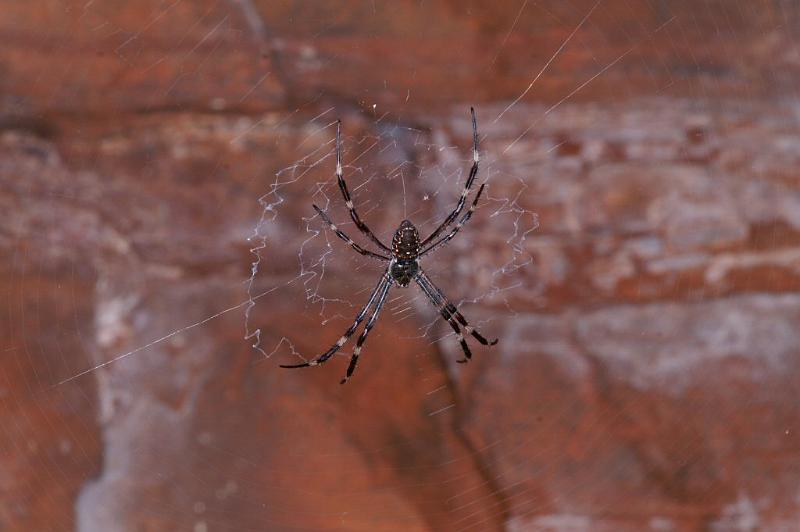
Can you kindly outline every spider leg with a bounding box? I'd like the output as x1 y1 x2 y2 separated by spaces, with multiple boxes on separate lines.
334 120 392 253
340 276 393 384
417 269 498 347
420 107 480 247
419 182 485 257
313 205 390 261
280 269 392 369
415 273 473 363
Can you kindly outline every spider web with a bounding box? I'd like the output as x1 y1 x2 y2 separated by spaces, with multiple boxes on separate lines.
243 108 538 370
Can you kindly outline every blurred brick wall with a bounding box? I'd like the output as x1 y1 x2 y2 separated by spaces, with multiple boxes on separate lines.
2 1 800 531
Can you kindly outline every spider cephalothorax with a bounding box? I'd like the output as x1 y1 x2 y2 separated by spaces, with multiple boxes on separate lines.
281 108 497 384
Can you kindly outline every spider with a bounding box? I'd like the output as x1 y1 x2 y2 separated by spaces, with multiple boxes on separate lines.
281 108 497 384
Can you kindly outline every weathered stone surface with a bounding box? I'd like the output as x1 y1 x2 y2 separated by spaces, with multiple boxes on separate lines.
1 0 797 119
468 295 800 530
4 1 800 531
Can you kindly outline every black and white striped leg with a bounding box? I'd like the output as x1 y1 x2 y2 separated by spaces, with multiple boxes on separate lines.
334 120 392 253
280 269 392 369
415 274 473 363
420 107 480 247
419 182 485 257
313 204 390 261
340 277 393 384
417 269 498 347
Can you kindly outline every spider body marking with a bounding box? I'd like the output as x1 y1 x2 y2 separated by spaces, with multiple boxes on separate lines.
390 220 420 286
281 108 497 384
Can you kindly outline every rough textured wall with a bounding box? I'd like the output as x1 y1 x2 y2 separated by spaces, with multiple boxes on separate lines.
2 1 800 531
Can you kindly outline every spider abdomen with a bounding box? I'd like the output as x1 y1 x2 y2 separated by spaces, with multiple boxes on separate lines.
391 259 419 287
392 219 420 260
